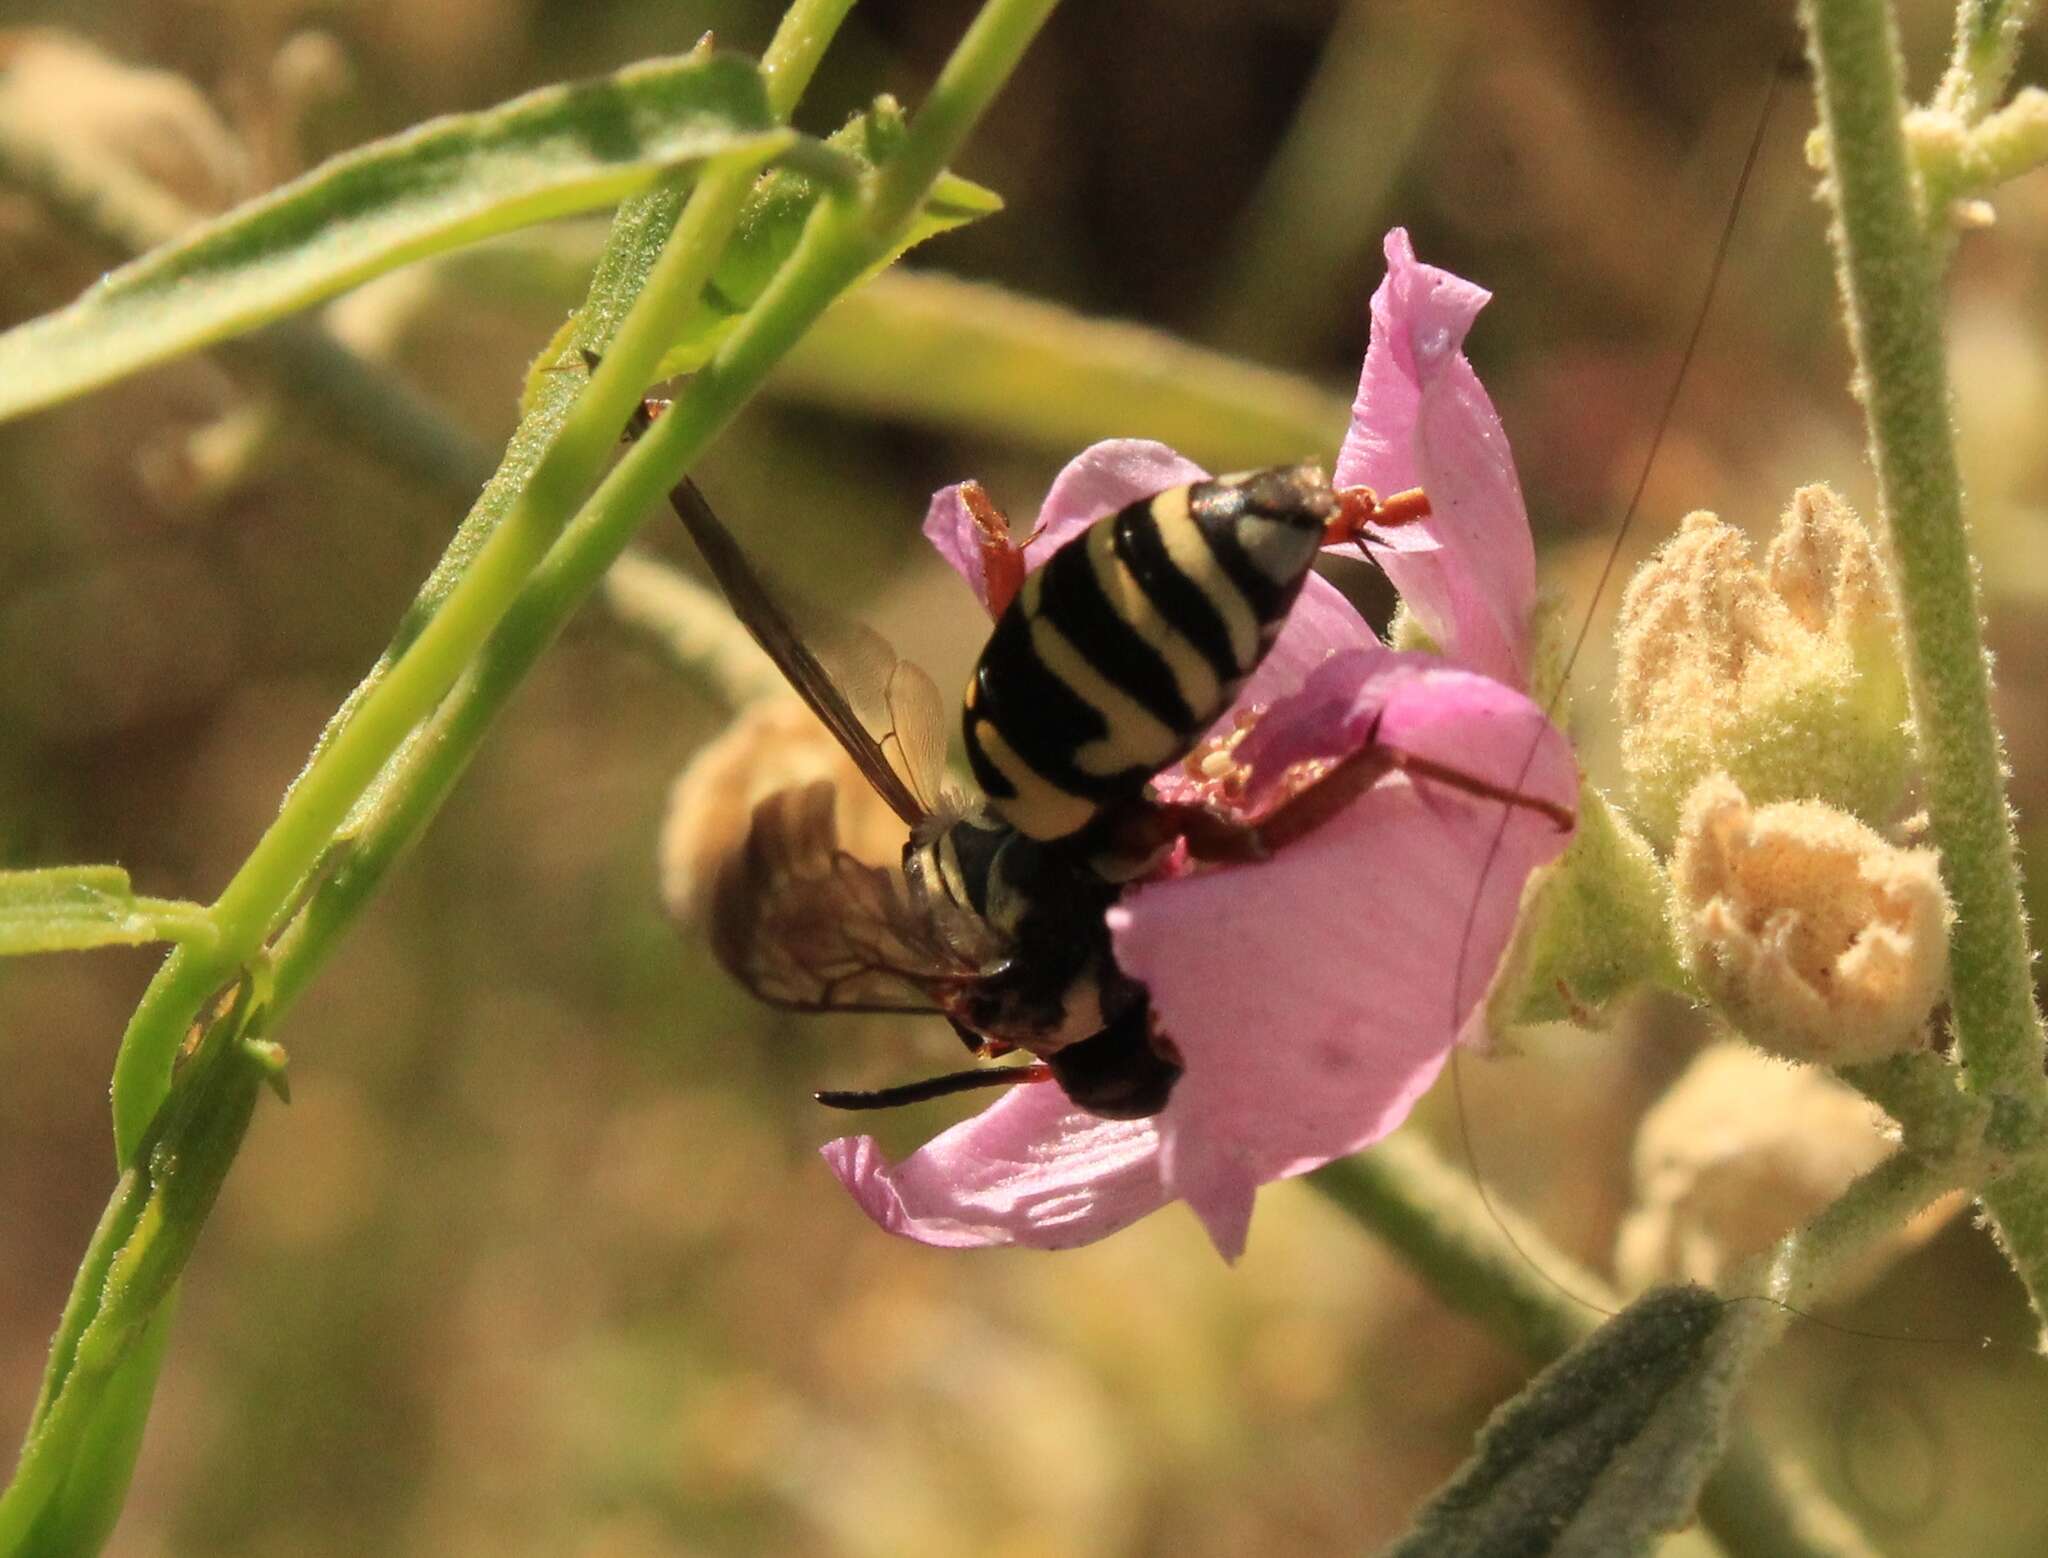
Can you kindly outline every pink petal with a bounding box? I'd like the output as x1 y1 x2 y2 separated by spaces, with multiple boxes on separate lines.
820 1081 1171 1250
922 440 1209 615
1111 662 1576 1256
1153 577 1391 812
1336 229 1536 688
1221 572 1383 722
1026 439 1209 571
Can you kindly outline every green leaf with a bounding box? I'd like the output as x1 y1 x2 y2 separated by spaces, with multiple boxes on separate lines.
0 53 791 423
767 270 1352 469
645 97 1002 381
1379 1286 1748 1558
0 868 216 955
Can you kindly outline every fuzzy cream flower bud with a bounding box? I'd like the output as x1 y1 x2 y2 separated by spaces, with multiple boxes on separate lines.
1671 774 1950 1065
1614 487 1912 846
1616 1042 1961 1293
658 699 908 923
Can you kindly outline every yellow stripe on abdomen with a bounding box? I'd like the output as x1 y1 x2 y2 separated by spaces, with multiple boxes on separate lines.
1084 519 1227 718
967 715 1100 840
1028 615 1182 777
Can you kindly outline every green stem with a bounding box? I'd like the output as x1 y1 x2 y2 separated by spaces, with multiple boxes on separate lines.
862 0 1055 235
760 0 857 118
1749 1145 1971 1311
1310 1135 1604 1361
108 140 760 1166
0 997 265 1554
1839 1049 1984 1152
13 1 1062 1544
1801 0 2048 1302
109 0 865 1163
15 1298 177 1558
1934 0 2042 119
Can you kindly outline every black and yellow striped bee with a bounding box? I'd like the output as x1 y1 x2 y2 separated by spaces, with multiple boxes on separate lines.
638 396 1565 1119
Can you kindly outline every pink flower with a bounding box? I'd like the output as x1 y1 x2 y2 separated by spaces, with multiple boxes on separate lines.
822 230 1577 1259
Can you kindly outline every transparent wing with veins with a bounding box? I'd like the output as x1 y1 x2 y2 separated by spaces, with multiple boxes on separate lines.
711 781 992 1015
663 479 1002 1016
669 480 949 825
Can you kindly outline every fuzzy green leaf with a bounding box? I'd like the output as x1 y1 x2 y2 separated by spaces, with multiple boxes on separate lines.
1379 1286 1746 1558
0 53 790 423
0 868 215 956
1484 784 1687 1031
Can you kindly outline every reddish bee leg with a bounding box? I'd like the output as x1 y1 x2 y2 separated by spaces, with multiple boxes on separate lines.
959 481 1028 616
1323 484 1431 547
1369 743 1576 833
1161 713 1574 866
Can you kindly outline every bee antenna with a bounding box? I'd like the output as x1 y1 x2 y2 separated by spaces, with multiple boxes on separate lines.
816 1062 1053 1111
1446 48 1794 1325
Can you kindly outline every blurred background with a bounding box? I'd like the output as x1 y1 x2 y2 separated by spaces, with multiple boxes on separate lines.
3 0 2048 1552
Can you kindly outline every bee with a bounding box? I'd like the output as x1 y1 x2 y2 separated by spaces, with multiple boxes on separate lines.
632 395 1569 1118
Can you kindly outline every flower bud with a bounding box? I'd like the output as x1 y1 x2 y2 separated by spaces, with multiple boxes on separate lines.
1670 774 1950 1065
1615 1041 1961 1293
658 699 908 923
1614 488 1912 846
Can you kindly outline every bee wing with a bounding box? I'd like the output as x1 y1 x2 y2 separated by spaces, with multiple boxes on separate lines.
711 780 995 1015
670 480 948 827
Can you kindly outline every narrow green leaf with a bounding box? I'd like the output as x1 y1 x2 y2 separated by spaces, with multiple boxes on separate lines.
1379 1286 1750 1558
0 868 215 955
0 53 791 423
767 270 1352 469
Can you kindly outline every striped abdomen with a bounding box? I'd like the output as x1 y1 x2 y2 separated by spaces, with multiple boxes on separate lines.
964 464 1338 841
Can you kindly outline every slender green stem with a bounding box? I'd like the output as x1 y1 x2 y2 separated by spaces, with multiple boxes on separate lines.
1802 0 2048 1319
111 0 887 1165
1839 1049 1984 1152
108 146 761 1165
863 0 1056 236
1310 1136 1604 1361
15 1298 177 1558
1935 0 2042 119
1751 1147 1971 1311
1802 3 2047 1099
9 0 994 1540
761 0 858 119
0 1000 265 1553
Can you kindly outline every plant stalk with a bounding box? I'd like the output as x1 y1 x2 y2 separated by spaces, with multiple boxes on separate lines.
1801 0 2048 1325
